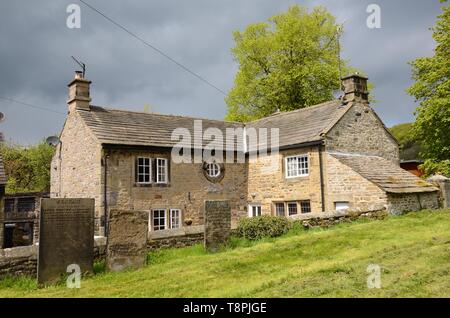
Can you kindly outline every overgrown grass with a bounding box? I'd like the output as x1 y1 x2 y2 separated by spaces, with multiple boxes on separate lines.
1 209 450 298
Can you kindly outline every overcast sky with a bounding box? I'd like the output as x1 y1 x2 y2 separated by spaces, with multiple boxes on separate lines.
0 0 445 145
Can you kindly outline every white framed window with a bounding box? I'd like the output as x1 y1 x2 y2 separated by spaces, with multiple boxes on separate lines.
206 163 221 178
137 157 151 184
170 209 181 229
285 154 309 178
152 209 166 231
156 158 168 183
248 204 262 217
275 203 285 217
287 202 298 216
335 201 349 211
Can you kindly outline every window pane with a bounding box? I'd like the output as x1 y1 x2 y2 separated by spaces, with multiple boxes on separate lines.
152 209 166 231
288 203 298 215
137 157 151 184
170 209 181 229
157 158 167 183
275 203 285 217
300 201 311 213
335 202 349 211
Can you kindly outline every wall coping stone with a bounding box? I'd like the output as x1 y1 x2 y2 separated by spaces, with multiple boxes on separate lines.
148 225 204 240
0 245 38 259
288 209 386 221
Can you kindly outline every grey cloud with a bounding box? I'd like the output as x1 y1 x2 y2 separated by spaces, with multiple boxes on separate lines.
0 0 445 144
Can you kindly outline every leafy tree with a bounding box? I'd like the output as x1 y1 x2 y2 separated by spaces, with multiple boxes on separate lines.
407 3 450 176
0 141 55 193
225 5 357 122
389 123 422 160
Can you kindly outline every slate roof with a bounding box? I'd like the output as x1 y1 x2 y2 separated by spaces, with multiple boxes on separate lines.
330 152 439 194
247 100 346 151
0 156 6 185
78 106 245 150
79 100 349 151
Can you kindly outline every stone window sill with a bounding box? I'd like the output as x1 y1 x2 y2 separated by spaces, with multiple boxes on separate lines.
134 183 171 188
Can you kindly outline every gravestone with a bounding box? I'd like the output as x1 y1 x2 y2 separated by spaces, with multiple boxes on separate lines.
106 210 148 272
204 200 231 252
38 198 94 285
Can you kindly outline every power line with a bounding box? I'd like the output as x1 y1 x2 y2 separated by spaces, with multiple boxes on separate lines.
78 0 227 96
0 96 67 115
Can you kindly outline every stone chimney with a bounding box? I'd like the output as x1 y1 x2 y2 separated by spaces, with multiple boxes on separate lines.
341 73 369 104
67 71 91 112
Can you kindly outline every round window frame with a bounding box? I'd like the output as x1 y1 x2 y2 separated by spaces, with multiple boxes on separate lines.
202 161 224 183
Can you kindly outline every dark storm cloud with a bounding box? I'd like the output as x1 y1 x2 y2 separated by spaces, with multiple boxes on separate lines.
0 0 445 144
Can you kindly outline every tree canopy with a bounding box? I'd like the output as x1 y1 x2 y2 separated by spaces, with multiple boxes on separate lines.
225 5 356 122
407 3 450 176
0 141 55 193
389 123 422 161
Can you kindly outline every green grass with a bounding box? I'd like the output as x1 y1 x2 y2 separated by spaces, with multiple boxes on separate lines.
1 209 450 298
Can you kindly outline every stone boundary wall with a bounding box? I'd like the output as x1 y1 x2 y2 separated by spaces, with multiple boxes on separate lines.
289 209 388 228
147 225 204 250
0 245 37 279
0 237 107 279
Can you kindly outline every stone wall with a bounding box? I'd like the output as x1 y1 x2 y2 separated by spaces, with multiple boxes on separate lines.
104 149 248 229
247 146 323 214
291 209 388 228
50 111 104 234
0 237 107 279
387 192 439 215
324 153 388 212
148 232 204 250
325 102 400 163
0 245 37 279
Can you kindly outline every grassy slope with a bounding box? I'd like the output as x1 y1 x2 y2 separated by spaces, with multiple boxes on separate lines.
1 209 450 298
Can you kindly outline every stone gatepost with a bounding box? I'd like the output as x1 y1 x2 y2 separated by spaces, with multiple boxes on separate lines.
427 175 450 208
204 200 231 252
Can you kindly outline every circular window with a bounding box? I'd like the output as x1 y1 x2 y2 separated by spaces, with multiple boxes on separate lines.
206 163 221 178
202 161 224 183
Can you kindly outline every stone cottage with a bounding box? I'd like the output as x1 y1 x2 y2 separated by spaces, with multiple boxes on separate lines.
50 72 439 236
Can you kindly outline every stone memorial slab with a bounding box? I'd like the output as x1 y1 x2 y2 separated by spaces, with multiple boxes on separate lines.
106 210 148 272
204 200 231 252
38 198 94 285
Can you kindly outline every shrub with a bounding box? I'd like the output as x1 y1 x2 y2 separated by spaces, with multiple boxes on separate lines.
235 216 291 240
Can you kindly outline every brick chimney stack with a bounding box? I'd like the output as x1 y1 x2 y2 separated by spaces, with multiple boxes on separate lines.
67 71 91 112
341 73 369 104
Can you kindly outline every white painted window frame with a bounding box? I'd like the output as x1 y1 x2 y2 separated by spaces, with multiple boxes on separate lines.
206 162 221 178
170 209 182 229
335 201 350 211
151 209 167 231
137 157 152 184
285 154 309 179
156 158 168 184
248 204 262 217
